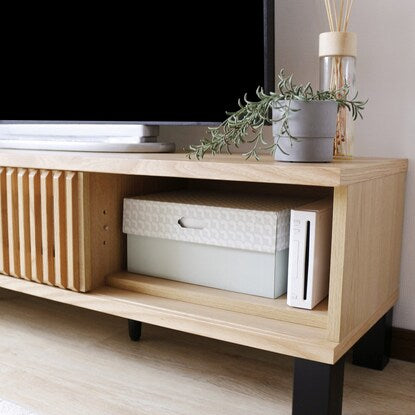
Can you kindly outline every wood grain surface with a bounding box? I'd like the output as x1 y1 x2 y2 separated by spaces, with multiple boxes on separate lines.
0 168 9 275
0 288 414 415
6 168 20 277
107 272 328 328
28 169 42 282
0 273 336 363
0 150 407 187
328 173 406 342
17 168 31 280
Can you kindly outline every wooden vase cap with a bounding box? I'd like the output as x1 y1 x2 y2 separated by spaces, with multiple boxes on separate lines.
319 32 357 57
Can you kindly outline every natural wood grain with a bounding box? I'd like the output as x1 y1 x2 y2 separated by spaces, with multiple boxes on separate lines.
77 172 91 292
328 173 406 342
0 274 336 363
107 272 328 328
6 168 20 277
40 170 55 285
0 156 407 368
17 168 31 280
332 290 398 362
0 168 9 275
87 174 185 289
65 171 79 291
1 291 414 415
87 173 138 289
1 168 89 291
0 150 407 187
52 171 67 288
28 169 43 282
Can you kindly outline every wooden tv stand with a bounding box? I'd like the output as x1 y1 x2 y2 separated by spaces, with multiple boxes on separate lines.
0 150 408 415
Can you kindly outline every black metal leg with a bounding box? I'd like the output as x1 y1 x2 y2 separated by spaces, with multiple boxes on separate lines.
292 356 345 415
352 308 393 370
128 319 142 342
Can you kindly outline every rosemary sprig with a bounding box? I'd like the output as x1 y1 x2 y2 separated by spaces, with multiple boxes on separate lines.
188 69 367 160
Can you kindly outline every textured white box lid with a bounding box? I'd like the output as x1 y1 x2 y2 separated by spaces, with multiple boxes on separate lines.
123 191 310 254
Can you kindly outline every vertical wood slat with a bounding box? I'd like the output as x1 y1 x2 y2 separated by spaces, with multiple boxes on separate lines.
53 171 67 288
65 171 79 291
0 168 9 275
76 172 90 291
77 172 90 292
40 170 55 286
17 169 32 280
1 167 88 292
29 169 43 283
6 168 20 277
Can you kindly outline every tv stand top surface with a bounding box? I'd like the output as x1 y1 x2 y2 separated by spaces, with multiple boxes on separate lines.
0 149 407 187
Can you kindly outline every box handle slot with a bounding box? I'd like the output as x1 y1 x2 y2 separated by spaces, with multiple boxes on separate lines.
177 217 206 230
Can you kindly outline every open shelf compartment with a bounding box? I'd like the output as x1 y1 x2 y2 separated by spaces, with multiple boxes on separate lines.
106 272 329 329
0 157 405 364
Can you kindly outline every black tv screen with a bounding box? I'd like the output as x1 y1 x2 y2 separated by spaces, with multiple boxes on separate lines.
0 1 274 125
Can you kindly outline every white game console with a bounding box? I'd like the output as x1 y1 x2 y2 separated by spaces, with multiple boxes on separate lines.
287 198 333 309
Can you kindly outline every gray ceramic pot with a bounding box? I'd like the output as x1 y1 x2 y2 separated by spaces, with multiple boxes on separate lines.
272 100 337 162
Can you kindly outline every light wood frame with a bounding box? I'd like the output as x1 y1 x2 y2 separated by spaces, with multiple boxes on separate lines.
0 151 408 364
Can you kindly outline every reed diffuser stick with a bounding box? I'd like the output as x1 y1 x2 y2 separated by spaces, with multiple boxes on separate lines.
324 0 335 31
324 0 354 32
344 0 354 30
322 0 356 157
338 0 344 30
331 0 338 30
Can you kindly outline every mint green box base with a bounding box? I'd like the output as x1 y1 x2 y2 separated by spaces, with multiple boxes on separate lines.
127 234 289 299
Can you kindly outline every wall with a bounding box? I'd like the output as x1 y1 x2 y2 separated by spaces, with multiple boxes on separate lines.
160 0 415 330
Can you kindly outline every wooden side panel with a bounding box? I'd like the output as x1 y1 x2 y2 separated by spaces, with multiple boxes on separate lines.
17 169 32 280
53 171 67 288
6 168 20 277
40 170 55 285
65 171 79 291
87 174 185 289
28 169 43 282
0 168 9 274
87 173 140 290
328 173 406 342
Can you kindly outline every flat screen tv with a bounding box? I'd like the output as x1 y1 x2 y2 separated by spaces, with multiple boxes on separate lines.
0 1 274 151
1 0 274 124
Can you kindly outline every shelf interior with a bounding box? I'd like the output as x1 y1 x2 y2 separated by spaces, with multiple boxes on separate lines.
0 273 336 363
106 272 328 329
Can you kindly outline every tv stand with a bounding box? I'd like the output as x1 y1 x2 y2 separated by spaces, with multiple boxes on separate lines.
0 150 407 415
0 122 175 153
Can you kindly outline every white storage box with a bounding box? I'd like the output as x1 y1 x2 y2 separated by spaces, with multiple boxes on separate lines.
123 191 309 298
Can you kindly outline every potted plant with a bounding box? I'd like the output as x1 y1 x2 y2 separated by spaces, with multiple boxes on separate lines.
189 70 366 162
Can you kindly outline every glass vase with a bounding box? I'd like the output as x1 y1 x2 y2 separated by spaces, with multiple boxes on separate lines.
319 32 357 159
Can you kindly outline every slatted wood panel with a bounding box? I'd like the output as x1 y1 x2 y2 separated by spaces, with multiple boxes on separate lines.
0 167 88 292
65 171 79 291
53 171 67 288
29 169 42 282
6 168 20 277
0 168 9 275
40 170 55 285
17 168 31 280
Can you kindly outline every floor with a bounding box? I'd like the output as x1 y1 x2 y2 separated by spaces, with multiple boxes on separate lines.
0 288 414 415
